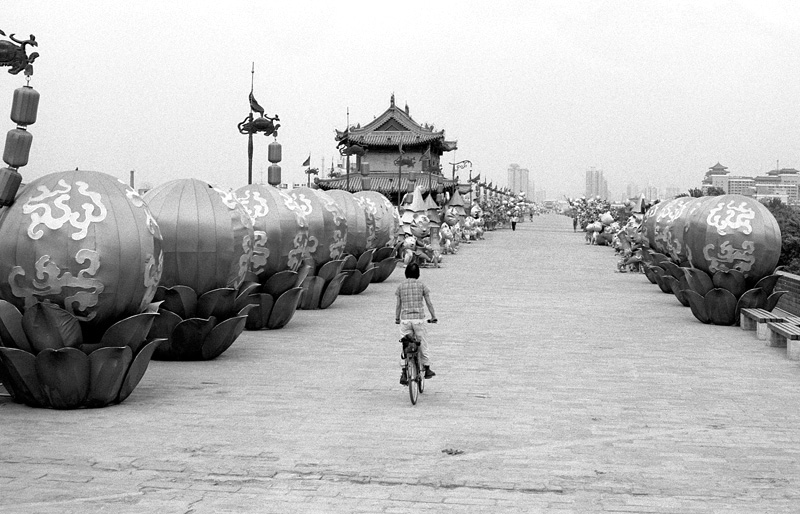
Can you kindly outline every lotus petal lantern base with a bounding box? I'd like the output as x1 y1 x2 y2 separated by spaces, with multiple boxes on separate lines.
298 260 347 310
679 268 784 326
0 301 164 409
242 270 305 330
340 250 377 295
149 286 254 360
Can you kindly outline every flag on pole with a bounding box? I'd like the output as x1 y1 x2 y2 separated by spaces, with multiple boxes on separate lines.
470 174 481 183
302 156 311 167
249 92 265 117
421 145 431 160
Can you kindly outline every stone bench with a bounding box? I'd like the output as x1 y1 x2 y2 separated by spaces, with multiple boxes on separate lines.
765 321 800 360
740 308 800 340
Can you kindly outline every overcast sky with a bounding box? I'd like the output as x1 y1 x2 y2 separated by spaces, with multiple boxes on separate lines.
3 0 800 199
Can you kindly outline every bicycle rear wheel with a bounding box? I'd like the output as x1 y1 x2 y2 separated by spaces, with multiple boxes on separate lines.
407 360 419 405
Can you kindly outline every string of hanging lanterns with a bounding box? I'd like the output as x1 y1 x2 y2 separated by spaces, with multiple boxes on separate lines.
0 33 39 206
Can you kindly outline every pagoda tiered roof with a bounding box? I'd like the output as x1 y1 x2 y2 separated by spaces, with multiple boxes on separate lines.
334 95 457 152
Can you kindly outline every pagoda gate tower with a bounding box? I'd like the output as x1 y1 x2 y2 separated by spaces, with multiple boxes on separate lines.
316 94 459 204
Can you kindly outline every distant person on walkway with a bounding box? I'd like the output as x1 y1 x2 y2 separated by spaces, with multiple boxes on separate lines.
573 217 578 232
511 214 519 231
395 263 437 385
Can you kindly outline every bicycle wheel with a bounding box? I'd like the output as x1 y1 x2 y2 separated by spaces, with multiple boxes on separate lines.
407 360 419 405
418 357 425 394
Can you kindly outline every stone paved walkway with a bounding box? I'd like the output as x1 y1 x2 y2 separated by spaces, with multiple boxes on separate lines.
2 214 800 513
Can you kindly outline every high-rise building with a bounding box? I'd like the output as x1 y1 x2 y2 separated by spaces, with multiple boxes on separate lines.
507 163 530 196
664 186 682 199
585 167 608 199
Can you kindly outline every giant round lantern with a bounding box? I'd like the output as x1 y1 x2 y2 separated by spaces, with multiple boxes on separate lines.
0 170 163 329
0 170 165 408
327 189 372 256
288 187 347 268
641 200 666 251
144 178 254 294
354 190 396 248
684 194 781 284
235 183 309 281
143 179 255 360
651 196 697 262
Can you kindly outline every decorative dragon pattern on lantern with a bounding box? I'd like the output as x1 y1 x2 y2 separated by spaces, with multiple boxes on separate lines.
319 192 347 260
354 195 378 250
706 200 755 235
23 180 107 241
9 250 103 320
703 240 756 274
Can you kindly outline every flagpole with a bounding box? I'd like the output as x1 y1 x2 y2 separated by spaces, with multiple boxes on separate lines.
345 107 350 192
248 62 254 185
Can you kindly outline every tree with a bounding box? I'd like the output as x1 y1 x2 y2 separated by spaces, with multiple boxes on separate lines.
765 198 800 273
687 188 704 197
705 186 725 196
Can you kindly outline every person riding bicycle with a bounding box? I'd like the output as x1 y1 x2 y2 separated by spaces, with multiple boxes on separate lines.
395 263 437 385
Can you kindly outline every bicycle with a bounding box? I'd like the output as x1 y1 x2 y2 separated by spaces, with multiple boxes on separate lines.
400 318 437 405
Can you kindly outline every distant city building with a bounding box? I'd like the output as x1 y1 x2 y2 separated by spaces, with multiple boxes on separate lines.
664 186 681 199
700 162 799 203
507 164 530 196
644 186 659 202
585 167 608 199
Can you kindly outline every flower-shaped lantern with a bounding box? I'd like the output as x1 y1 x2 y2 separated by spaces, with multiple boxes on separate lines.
288 187 349 309
326 189 377 295
642 195 783 326
144 179 255 359
0 170 165 408
354 190 401 283
233 184 308 329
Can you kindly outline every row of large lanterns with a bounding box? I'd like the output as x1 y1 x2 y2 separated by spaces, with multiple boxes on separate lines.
0 171 405 408
640 194 783 326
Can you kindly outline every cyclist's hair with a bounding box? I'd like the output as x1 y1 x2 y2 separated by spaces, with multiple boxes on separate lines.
405 263 420 279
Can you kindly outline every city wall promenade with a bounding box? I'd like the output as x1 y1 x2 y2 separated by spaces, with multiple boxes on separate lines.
2 214 799 513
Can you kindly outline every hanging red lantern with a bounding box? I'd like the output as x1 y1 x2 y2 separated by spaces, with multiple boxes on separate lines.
268 164 281 186
0 166 22 206
268 141 282 163
360 162 370 189
10 86 39 126
3 128 33 168
407 172 417 192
